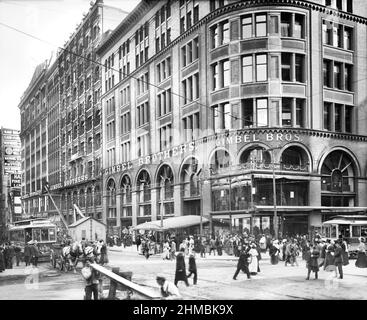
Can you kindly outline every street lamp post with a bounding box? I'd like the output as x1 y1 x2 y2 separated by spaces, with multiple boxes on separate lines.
272 153 278 240
267 146 282 240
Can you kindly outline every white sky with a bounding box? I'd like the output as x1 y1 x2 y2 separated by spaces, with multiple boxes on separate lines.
0 0 140 130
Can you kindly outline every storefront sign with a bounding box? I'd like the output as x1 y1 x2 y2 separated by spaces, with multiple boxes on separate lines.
10 174 21 187
214 132 300 147
64 174 88 187
103 131 301 175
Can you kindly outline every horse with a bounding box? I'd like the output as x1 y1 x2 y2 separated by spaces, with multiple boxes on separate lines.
61 241 84 273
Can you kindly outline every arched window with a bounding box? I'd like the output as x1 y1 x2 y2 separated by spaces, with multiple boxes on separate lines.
157 165 174 217
281 146 309 171
106 179 116 219
210 149 231 172
181 157 200 197
240 147 271 165
137 170 151 217
120 175 132 217
321 150 356 207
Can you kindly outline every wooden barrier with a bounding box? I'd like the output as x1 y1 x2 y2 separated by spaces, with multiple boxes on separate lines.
90 263 161 300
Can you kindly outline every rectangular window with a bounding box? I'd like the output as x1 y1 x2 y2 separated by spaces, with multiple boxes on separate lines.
346 0 353 13
282 98 292 127
344 27 353 50
324 102 331 130
323 59 332 87
211 24 218 48
256 54 267 81
333 24 342 48
334 62 342 89
295 99 304 127
345 105 353 133
294 14 304 38
281 53 291 81
187 11 192 29
187 41 193 64
213 105 221 131
242 15 252 39
223 60 230 87
255 14 267 37
256 99 268 127
336 0 342 10
180 17 185 34
242 55 253 83
193 5 199 24
222 21 230 45
181 45 187 67
335 103 342 132
323 21 333 45
223 103 231 129
295 54 304 83
193 37 199 60
344 64 352 91
212 63 219 90
281 12 291 37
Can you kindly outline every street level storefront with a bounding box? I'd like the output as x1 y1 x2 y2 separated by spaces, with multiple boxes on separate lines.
102 129 367 237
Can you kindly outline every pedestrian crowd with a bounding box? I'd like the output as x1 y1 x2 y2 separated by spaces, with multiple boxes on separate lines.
0 241 41 272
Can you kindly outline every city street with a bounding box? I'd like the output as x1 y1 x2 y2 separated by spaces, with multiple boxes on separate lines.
0 247 366 300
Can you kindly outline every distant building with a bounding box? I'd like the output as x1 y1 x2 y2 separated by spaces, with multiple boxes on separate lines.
0 128 21 238
18 0 128 229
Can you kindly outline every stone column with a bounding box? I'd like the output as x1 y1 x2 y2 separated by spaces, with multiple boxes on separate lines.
174 184 182 217
116 192 122 228
131 191 137 227
151 187 158 221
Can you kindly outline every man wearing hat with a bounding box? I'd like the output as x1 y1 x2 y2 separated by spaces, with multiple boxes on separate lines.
24 241 32 267
156 274 181 300
333 240 344 279
30 241 40 267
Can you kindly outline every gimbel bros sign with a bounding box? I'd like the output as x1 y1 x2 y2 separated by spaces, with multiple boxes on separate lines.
103 132 301 175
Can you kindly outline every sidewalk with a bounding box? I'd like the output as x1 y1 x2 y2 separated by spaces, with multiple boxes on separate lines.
108 245 270 261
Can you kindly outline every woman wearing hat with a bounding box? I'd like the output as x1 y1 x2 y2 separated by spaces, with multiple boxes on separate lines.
305 244 319 280
355 237 367 268
323 240 336 274
248 243 259 275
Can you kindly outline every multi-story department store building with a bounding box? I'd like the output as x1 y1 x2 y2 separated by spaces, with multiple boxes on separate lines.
19 1 126 224
97 0 367 237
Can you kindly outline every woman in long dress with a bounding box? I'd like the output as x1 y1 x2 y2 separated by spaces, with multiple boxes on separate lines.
324 240 336 275
355 237 367 268
341 238 349 266
248 244 259 275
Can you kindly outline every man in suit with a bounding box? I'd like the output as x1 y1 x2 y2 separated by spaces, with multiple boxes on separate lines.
24 242 32 266
30 241 40 267
334 240 344 279
233 244 251 280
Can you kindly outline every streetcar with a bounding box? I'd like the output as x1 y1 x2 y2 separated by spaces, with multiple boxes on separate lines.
8 218 57 262
322 215 367 258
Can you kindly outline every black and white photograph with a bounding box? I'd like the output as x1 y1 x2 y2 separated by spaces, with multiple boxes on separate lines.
0 0 367 304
